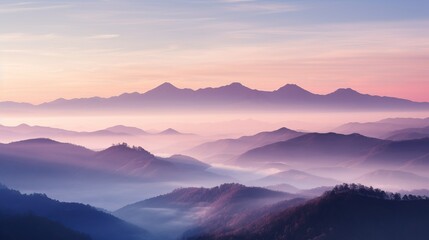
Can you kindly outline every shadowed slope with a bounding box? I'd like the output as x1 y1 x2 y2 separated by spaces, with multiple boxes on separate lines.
190 184 429 240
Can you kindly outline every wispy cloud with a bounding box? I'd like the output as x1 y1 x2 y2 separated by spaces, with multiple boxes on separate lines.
0 33 59 42
0 2 71 13
220 1 299 14
88 34 120 39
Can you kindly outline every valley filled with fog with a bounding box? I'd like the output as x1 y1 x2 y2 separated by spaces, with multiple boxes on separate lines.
1 83 429 240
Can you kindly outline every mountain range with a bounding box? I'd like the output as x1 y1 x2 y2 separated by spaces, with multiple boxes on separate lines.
2 83 429 113
334 117 429 138
186 127 304 161
0 123 187 139
235 132 429 170
0 139 227 197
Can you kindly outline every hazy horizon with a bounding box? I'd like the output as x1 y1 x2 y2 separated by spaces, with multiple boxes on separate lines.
1 0 429 104
1 1 429 240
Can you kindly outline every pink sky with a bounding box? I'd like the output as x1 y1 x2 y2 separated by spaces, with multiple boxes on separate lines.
0 1 428 103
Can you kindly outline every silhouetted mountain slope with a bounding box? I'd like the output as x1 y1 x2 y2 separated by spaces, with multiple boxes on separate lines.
187 127 304 159
236 133 429 168
190 184 429 240
104 125 149 135
3 83 428 112
386 126 429 141
128 183 291 208
0 123 75 136
93 143 223 181
159 128 183 135
237 133 385 166
4 138 94 164
0 124 133 140
254 170 340 189
0 139 106 189
334 117 429 138
0 140 226 192
363 138 429 167
0 123 193 141
0 186 149 240
0 213 91 240
163 154 210 170
115 184 301 240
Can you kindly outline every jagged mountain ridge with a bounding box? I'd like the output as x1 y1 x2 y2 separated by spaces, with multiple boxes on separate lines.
2 83 428 112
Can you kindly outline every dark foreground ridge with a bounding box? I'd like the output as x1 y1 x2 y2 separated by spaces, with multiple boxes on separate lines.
0 185 150 240
188 184 429 240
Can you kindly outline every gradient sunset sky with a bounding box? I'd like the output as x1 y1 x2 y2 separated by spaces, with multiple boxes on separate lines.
1 0 428 103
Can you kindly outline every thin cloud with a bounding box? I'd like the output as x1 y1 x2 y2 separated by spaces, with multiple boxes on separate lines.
88 34 120 39
0 2 71 13
217 0 299 13
225 2 300 13
0 33 59 42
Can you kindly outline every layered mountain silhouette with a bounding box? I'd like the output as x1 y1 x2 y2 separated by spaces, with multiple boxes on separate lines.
159 128 191 135
235 132 429 169
186 127 304 160
253 169 340 189
92 143 219 181
265 184 333 197
0 123 189 139
385 125 429 141
188 184 429 240
0 139 226 191
0 185 150 240
334 117 429 138
2 83 428 112
115 183 302 240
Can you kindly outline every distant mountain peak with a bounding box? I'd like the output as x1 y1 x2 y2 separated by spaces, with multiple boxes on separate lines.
104 125 147 135
160 128 181 135
11 138 60 145
272 127 296 133
215 82 253 92
227 82 246 88
144 82 181 95
330 88 361 96
279 83 303 90
154 82 178 90
101 143 154 158
276 84 313 96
